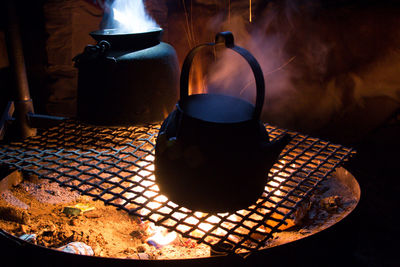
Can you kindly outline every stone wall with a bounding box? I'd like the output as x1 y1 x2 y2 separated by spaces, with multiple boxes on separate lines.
2 0 400 144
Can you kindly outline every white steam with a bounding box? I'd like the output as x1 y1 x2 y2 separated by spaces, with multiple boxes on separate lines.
106 0 159 33
203 0 400 138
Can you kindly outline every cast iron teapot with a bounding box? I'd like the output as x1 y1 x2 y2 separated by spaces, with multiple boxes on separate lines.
155 32 291 213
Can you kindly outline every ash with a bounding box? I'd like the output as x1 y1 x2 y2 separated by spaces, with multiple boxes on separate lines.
0 168 357 259
265 169 359 248
0 191 29 210
21 179 81 205
0 177 211 259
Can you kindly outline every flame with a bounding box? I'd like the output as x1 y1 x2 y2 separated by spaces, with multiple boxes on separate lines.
107 0 159 33
127 154 297 248
146 222 178 248
189 58 207 95
267 160 292 197
249 0 252 23
171 211 231 240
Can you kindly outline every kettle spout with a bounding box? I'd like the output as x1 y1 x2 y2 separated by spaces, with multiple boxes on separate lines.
261 134 292 165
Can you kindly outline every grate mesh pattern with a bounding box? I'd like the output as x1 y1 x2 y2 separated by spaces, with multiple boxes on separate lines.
0 120 354 253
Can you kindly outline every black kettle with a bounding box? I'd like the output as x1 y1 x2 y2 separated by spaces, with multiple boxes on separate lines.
74 28 179 126
155 32 291 213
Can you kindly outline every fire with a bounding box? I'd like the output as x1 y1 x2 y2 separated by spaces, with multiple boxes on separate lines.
189 58 207 95
128 156 296 248
249 0 252 23
105 0 159 33
266 160 295 198
146 224 178 248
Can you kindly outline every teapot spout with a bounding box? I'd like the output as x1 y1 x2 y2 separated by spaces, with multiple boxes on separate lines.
261 134 292 165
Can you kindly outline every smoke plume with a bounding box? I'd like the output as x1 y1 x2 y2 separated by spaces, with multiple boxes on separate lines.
201 0 400 139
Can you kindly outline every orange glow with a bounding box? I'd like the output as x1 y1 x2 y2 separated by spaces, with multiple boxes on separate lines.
189 58 207 95
162 106 169 119
146 223 178 247
249 0 252 23
266 160 294 199
127 155 297 248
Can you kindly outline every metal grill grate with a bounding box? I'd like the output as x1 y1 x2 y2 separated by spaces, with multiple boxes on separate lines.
0 120 354 254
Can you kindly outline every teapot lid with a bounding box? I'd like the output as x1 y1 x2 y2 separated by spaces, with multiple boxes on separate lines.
178 94 254 123
90 27 162 50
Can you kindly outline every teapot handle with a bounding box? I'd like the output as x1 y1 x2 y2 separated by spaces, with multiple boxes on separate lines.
180 31 265 120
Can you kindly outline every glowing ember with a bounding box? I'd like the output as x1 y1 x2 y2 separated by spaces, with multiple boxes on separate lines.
106 0 159 34
0 119 356 255
146 224 178 248
131 157 297 248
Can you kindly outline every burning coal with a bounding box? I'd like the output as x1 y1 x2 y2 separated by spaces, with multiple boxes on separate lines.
103 0 159 33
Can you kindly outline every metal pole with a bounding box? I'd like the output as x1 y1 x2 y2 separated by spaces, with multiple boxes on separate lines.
5 0 36 139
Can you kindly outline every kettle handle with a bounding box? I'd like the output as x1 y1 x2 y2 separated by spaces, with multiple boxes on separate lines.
180 31 265 120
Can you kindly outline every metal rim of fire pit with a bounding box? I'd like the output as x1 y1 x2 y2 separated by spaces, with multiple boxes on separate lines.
0 120 355 256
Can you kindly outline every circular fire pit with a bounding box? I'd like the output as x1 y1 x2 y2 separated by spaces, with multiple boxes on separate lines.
0 121 358 266
0 167 359 266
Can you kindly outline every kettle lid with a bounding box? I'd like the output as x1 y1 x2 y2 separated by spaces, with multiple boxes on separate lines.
178 94 254 123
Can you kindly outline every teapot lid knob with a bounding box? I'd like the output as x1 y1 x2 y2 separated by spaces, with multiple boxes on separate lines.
215 32 234 48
